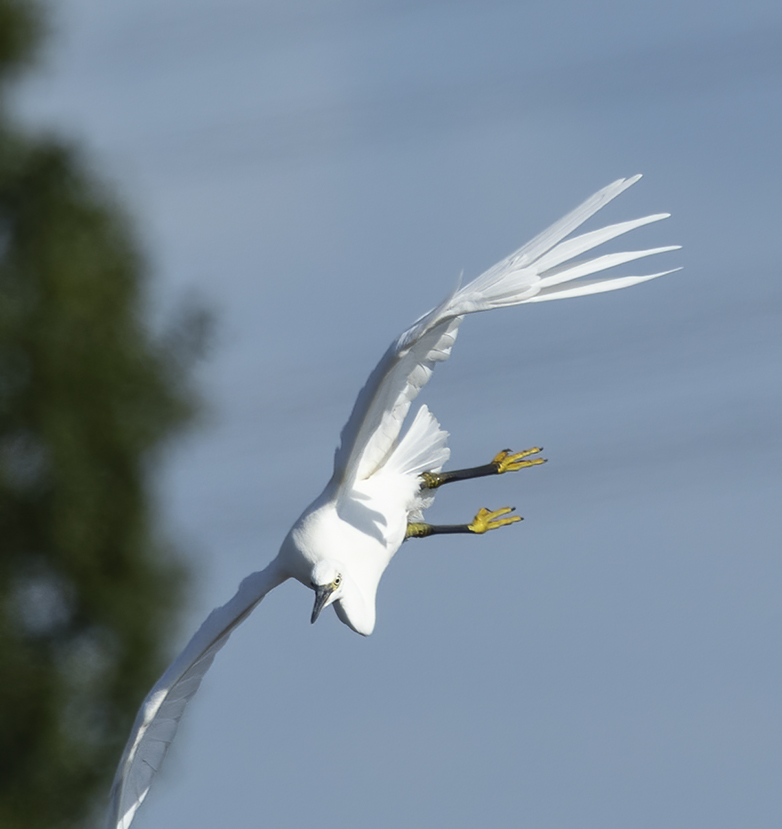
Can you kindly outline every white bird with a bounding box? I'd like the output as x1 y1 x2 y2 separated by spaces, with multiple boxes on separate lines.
106 174 679 829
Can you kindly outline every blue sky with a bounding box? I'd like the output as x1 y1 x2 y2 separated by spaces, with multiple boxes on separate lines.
15 1 782 827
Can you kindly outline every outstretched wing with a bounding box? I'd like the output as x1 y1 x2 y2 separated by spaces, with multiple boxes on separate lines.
331 175 679 489
106 562 288 829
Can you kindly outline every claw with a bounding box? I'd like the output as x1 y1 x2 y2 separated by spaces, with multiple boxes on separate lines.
468 506 523 534
492 447 546 474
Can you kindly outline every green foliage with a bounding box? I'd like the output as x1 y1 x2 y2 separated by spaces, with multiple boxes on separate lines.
0 2 199 827
0 0 43 78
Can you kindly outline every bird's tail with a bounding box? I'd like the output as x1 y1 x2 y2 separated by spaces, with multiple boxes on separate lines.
380 404 449 519
383 404 450 479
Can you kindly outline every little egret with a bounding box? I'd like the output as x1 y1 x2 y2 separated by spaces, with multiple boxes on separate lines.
106 175 679 829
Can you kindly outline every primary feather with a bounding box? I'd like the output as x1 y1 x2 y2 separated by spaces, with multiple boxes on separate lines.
105 563 287 829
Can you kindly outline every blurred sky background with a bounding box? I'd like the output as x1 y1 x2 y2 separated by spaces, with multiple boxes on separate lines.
13 1 782 827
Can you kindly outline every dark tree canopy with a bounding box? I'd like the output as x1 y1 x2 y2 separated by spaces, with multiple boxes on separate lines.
0 0 43 78
0 2 198 826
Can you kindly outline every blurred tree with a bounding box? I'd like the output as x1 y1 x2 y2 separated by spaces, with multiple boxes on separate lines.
0 2 200 827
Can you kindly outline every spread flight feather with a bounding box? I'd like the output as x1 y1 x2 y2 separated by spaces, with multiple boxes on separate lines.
331 175 677 489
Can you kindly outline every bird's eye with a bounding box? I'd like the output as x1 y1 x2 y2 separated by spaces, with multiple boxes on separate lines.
334 575 341 586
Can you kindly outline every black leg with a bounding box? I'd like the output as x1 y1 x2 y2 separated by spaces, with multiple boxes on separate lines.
420 447 545 490
406 507 521 539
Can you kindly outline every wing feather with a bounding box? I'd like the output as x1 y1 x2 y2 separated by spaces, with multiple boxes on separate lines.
106 563 288 829
332 176 678 490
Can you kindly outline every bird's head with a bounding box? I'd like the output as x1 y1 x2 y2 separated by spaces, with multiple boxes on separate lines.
309 560 345 624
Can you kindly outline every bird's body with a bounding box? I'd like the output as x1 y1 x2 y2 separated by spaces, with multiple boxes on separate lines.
106 175 679 829
285 400 449 634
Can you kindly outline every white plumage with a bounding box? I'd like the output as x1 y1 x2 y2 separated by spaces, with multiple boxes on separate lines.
106 174 678 829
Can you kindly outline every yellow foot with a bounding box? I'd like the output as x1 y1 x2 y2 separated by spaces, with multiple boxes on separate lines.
492 447 546 474
468 506 522 534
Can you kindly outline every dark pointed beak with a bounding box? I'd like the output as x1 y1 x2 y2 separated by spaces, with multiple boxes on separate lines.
311 584 334 624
